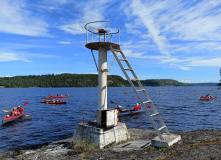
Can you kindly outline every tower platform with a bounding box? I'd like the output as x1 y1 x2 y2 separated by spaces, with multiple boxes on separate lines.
85 42 119 50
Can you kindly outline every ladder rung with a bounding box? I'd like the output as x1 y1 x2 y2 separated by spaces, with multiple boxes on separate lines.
136 89 145 92
114 49 121 52
119 59 127 61
143 100 151 103
131 79 139 81
150 113 159 117
124 68 133 71
158 126 166 131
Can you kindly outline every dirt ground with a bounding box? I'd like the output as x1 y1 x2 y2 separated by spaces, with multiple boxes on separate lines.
0 129 221 160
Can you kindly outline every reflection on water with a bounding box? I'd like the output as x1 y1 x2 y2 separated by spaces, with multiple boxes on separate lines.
0 86 221 152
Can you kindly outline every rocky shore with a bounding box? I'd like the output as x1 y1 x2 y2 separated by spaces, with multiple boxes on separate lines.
0 129 221 160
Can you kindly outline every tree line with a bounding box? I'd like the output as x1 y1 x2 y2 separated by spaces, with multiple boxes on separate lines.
0 74 130 88
0 73 190 88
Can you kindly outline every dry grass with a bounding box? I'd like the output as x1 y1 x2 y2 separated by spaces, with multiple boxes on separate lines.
158 138 221 160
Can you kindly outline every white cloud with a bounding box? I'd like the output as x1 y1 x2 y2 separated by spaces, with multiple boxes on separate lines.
180 80 191 83
0 75 11 78
59 0 112 34
128 0 171 55
187 57 221 67
125 0 221 42
0 52 29 62
180 66 191 71
121 0 221 70
161 1 221 41
58 41 72 44
0 51 57 62
0 0 49 36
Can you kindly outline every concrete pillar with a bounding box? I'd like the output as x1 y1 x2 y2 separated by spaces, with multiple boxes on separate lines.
98 47 107 110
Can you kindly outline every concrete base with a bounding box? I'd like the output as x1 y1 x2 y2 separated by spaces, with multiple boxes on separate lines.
72 121 130 149
151 134 181 148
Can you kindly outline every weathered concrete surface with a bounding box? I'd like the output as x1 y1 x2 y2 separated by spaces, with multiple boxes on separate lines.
110 140 152 152
0 129 221 160
72 121 130 149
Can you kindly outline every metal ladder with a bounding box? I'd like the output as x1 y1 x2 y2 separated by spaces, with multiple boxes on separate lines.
109 44 170 140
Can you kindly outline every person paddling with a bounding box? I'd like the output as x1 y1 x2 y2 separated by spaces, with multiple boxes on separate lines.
115 105 126 113
134 103 142 111
17 106 24 114
11 107 18 116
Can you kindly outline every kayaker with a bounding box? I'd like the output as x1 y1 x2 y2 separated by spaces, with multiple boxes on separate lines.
17 106 24 114
115 105 126 112
11 107 18 116
134 103 142 111
200 95 204 99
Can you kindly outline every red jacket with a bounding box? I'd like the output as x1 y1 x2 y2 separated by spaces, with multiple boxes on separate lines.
17 108 24 114
134 105 141 111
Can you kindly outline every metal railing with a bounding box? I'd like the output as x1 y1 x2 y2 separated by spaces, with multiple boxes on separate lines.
84 21 120 45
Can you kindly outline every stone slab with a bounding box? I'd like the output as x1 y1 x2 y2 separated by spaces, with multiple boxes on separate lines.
151 133 181 147
110 140 151 152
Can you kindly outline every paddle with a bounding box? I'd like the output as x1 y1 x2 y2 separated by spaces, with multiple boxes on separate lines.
23 102 28 106
129 110 134 114
110 100 115 104
3 111 30 118
3 102 30 118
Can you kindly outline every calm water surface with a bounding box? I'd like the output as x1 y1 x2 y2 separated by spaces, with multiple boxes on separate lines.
0 86 221 152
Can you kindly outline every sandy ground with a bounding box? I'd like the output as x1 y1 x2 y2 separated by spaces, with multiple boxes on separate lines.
0 129 221 160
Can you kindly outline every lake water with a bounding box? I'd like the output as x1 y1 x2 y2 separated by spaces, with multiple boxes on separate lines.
0 86 221 152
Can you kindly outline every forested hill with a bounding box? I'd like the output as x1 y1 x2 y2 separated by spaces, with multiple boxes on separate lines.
0 74 190 88
140 79 191 86
0 74 130 88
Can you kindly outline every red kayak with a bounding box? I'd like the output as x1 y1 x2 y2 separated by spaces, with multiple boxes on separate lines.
2 113 24 125
40 100 66 104
200 97 216 100
44 94 70 99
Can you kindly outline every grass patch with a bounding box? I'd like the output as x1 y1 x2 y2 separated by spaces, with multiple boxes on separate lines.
188 139 221 150
158 138 221 160
145 146 156 151
158 152 183 160
70 141 97 154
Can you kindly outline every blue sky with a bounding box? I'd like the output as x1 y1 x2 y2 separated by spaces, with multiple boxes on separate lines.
1 0 221 83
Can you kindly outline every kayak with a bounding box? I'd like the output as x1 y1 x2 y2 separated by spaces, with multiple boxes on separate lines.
118 108 144 116
2 113 24 125
199 97 216 100
44 95 69 99
40 101 66 104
